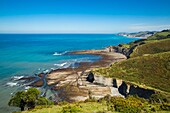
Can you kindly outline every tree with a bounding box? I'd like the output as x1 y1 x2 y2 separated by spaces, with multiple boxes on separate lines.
8 88 53 111
8 91 26 111
25 88 40 109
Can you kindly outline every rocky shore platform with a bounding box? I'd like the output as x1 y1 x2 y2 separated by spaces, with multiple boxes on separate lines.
46 49 126 102
18 49 127 103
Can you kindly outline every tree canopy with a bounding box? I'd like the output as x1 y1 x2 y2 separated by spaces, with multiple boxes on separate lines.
8 88 53 111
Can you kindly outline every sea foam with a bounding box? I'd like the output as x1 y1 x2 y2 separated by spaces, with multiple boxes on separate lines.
12 76 24 81
6 82 18 87
53 51 68 56
53 62 71 69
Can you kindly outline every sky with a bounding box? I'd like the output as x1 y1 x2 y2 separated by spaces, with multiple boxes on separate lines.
0 0 170 33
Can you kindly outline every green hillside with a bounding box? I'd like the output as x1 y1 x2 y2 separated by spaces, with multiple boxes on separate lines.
147 30 170 40
94 52 170 93
130 38 170 57
22 102 109 113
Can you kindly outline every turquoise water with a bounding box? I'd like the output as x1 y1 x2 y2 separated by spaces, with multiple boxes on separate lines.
0 34 137 79
0 34 138 112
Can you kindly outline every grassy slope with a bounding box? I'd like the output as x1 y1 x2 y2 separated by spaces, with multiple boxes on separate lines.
94 52 170 93
147 30 170 40
130 38 170 57
22 96 170 113
22 102 110 113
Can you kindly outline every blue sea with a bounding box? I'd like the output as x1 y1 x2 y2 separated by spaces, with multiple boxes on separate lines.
0 34 138 112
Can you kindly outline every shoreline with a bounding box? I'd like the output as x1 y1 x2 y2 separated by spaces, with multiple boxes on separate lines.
5 48 127 100
45 49 127 102
15 48 127 90
48 49 126 77
6 48 128 103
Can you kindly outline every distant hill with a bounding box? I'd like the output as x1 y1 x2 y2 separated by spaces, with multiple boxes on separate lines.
117 31 157 39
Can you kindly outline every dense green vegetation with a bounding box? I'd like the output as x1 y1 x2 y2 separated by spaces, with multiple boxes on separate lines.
94 52 170 92
9 88 53 111
21 95 170 113
130 38 170 57
21 101 108 113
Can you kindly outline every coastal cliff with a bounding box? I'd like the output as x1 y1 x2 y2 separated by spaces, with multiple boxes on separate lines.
91 72 156 99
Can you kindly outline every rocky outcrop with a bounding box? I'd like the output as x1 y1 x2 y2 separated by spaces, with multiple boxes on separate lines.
114 79 156 99
92 73 156 99
86 72 94 83
105 46 117 52
128 85 155 99
116 40 146 58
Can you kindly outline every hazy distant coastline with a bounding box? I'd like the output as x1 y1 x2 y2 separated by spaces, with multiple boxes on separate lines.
117 31 157 39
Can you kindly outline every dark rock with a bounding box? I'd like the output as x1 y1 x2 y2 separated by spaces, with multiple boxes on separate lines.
133 39 146 44
29 79 44 87
86 72 94 83
112 79 118 88
125 44 139 58
38 73 44 78
167 34 170 38
117 80 156 99
118 81 128 97
128 85 156 99
118 44 123 47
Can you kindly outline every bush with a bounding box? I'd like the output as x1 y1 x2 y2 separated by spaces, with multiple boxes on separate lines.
99 95 146 113
149 94 169 104
61 104 82 113
160 103 170 111
58 101 69 106
37 96 54 105
110 96 143 113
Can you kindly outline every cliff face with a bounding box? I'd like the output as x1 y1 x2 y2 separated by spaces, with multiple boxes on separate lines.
92 73 156 99
115 40 146 58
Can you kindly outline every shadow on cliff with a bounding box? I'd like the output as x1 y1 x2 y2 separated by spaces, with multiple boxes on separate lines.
117 81 155 99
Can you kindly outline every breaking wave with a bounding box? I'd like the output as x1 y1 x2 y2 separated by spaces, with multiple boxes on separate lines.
53 51 68 56
6 82 18 87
